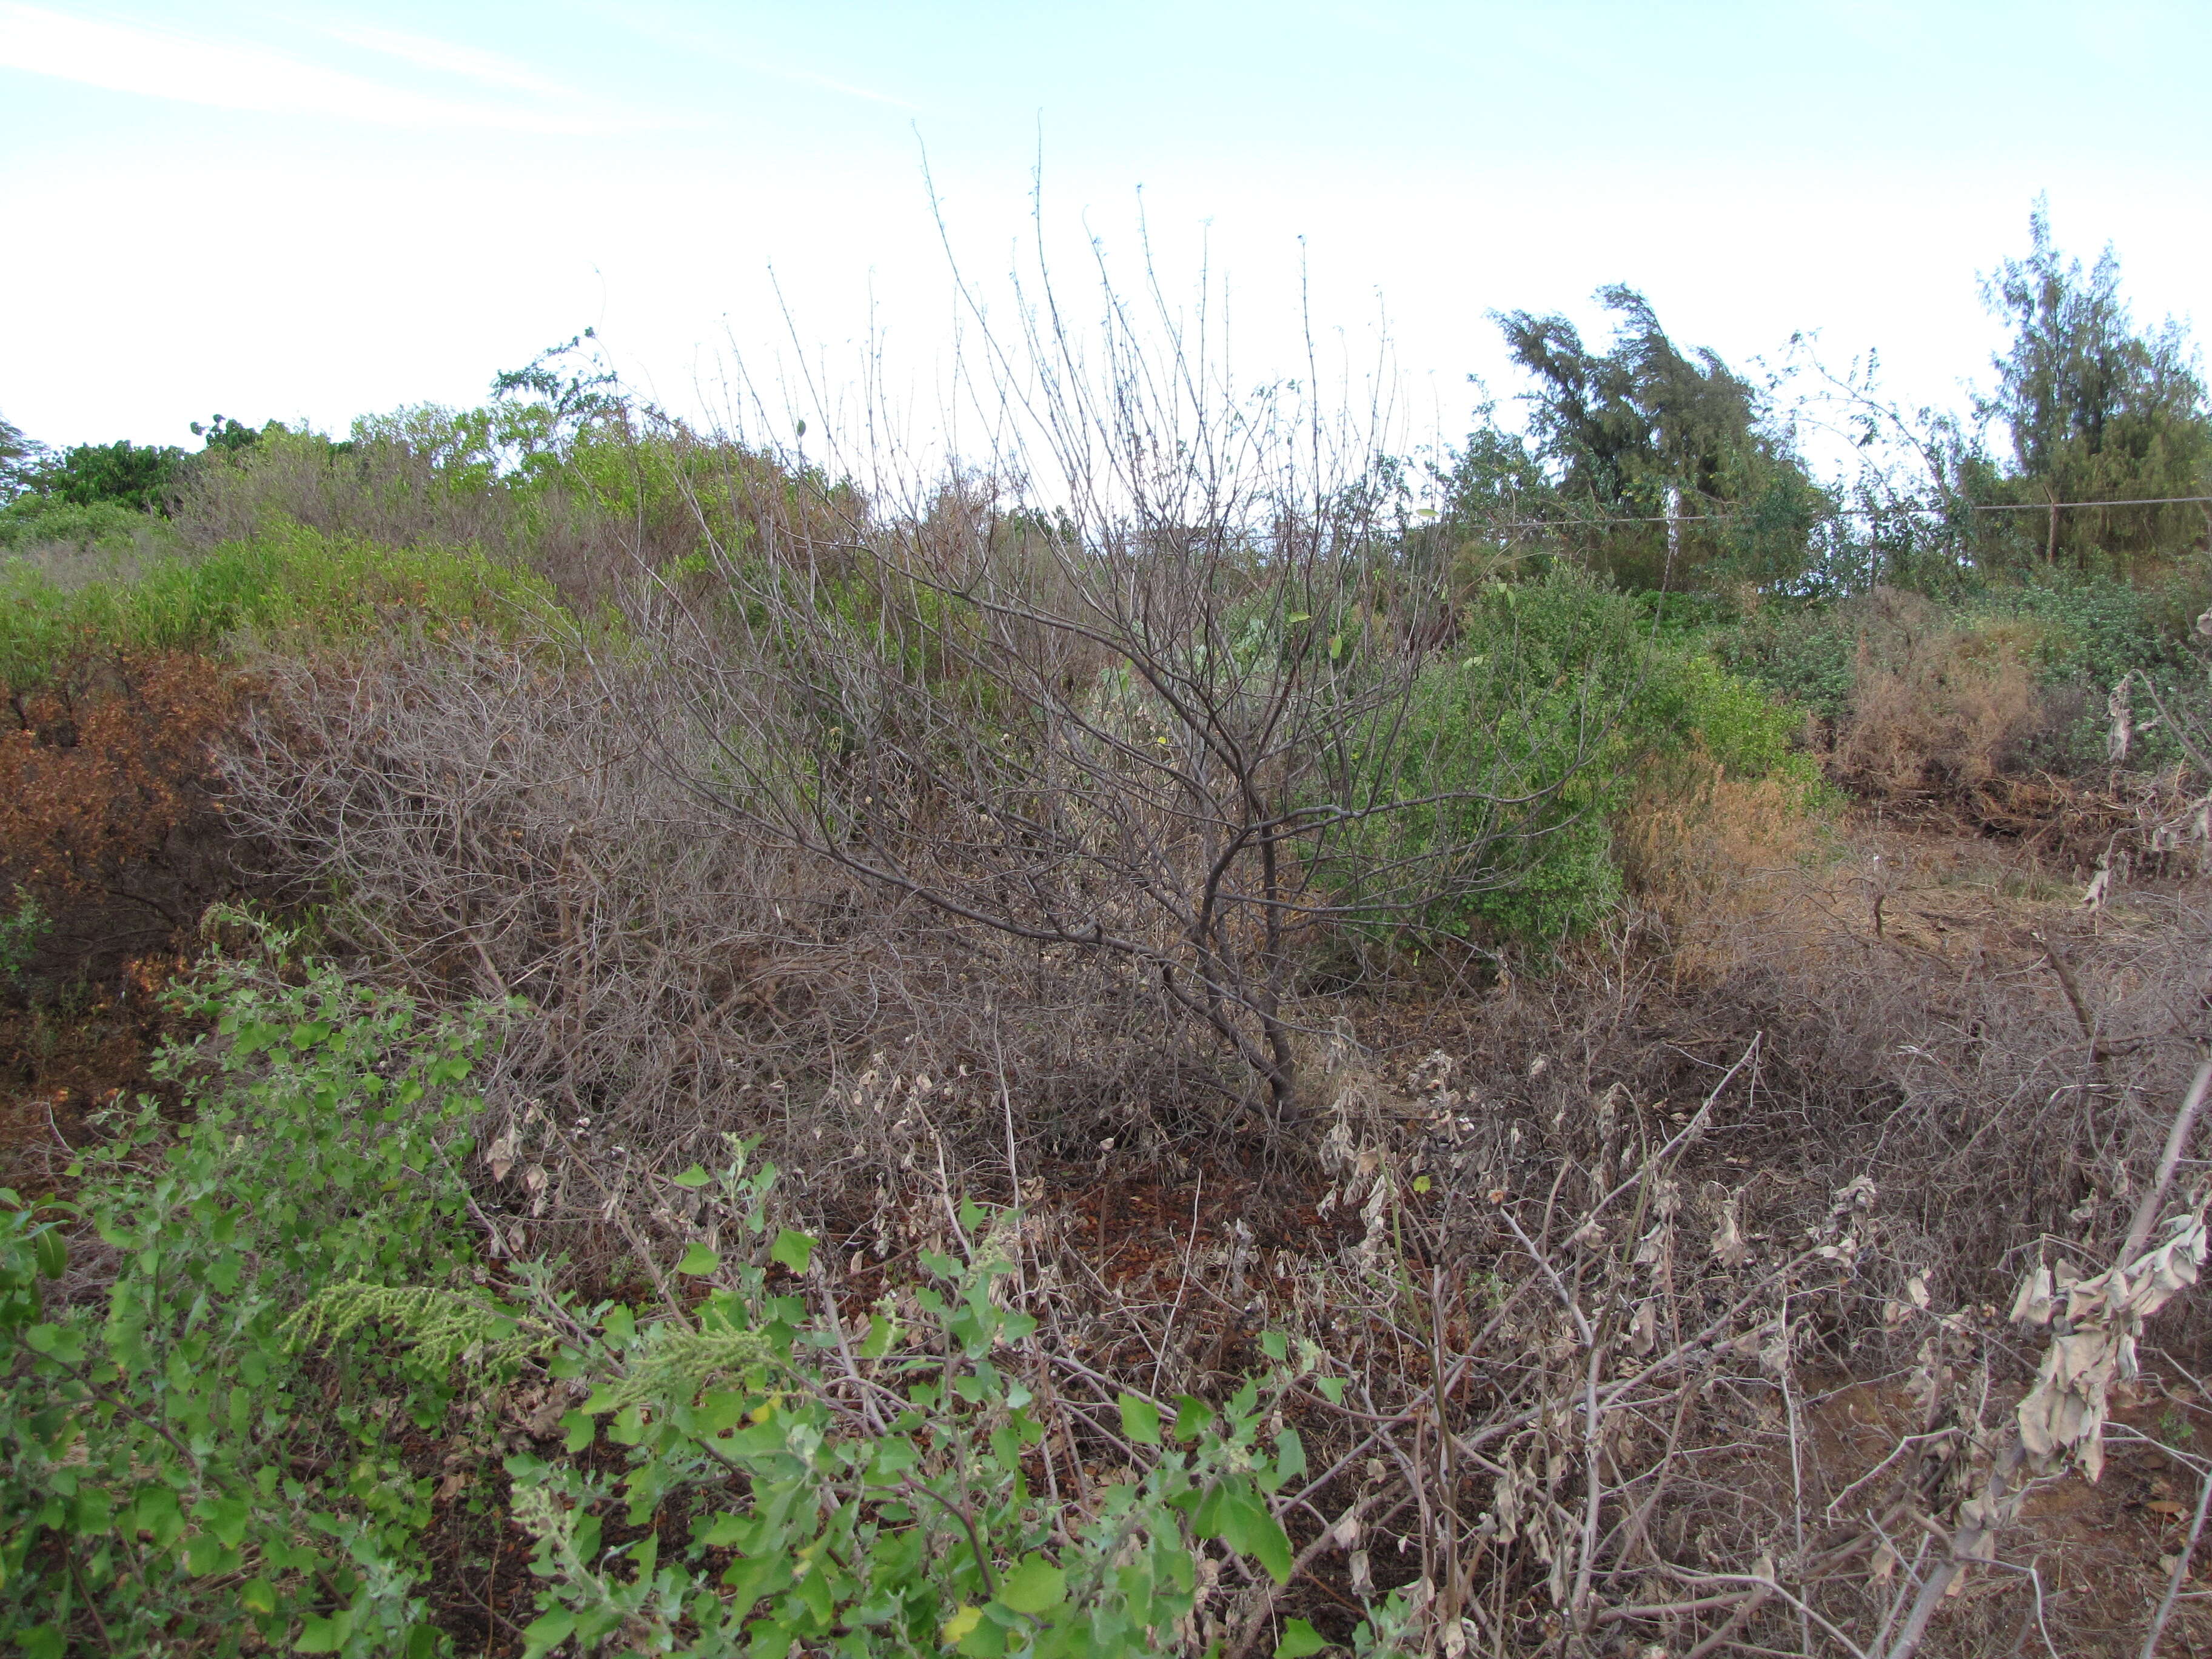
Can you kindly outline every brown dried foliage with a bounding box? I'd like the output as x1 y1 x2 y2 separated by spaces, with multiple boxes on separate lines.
1835 594 2053 798
0 651 243 978
216 625 1222 1238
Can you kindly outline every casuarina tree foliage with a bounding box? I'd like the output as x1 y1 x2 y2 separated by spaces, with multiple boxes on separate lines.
1966 203 2212 574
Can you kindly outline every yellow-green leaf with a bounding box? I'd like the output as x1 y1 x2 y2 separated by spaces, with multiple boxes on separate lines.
942 1605 983 1644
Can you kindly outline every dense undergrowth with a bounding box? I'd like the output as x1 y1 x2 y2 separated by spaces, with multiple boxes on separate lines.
5 320 2212 1658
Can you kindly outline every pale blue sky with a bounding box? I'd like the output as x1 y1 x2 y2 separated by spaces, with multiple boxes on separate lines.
3 1 2207 455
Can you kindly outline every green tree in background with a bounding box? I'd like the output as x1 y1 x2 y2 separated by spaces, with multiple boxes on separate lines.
0 415 42 503
23 438 186 513
1485 286 1829 591
1971 204 2211 574
192 412 286 454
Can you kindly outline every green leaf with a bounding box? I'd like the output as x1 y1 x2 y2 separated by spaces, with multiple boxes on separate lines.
675 1242 721 1276
32 1227 64 1281
14 1627 63 1659
671 1164 709 1188
1273 1427 1307 1483
240 1577 278 1615
941 1606 984 1646
796 1561 834 1624
22 1322 83 1363
1173 1395 1214 1442
1411 1175 1432 1194
1118 1392 1161 1446
720 1551 791 1609
1219 1490 1293 1584
997 1553 1067 1614
1275 1618 1329 1658
294 1610 355 1653
197 1493 252 1548
1259 1329 1287 1362
1315 1376 1346 1405
518 1609 576 1659
769 1229 814 1274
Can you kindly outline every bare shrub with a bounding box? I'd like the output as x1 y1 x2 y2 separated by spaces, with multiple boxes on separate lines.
215 623 1222 1239
638 295 1612 1134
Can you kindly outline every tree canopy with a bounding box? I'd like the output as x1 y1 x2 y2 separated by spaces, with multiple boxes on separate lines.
1446 288 1828 592
1965 205 2211 574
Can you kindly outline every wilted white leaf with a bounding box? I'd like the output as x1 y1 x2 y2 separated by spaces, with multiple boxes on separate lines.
1711 1199 1749 1269
2010 1263 2055 1326
484 1125 520 1184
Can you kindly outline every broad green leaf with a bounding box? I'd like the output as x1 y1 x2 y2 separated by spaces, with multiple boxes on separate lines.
1275 1618 1329 1658
671 1164 709 1188
1173 1395 1214 1442
1118 1392 1161 1446
240 1577 278 1615
769 1229 814 1273
676 1242 721 1276
1219 1490 1293 1584
997 1553 1067 1614
720 1551 791 1608
942 1606 984 1644
295 1610 355 1653
1259 1329 1287 1362
519 1609 576 1659
197 1493 252 1548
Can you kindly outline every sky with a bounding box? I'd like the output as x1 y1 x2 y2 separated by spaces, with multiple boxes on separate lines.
3 1 2208 463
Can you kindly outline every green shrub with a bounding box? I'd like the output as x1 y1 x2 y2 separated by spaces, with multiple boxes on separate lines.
0 520 566 691
402 1158 1336 1659
4 924 1404 1658
0 496 168 555
1717 573 2212 769
0 922 504 1658
1346 568 1815 948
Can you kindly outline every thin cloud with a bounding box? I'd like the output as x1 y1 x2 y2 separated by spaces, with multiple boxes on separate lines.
764 62 920 112
325 22 579 101
0 4 635 133
581 2 922 113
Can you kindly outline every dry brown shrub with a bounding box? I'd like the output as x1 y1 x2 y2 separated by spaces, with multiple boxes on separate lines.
215 623 1223 1252
1618 757 1835 977
0 652 243 978
1833 591 2054 797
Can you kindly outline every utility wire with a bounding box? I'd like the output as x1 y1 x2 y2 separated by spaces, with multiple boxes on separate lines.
1448 494 2212 535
